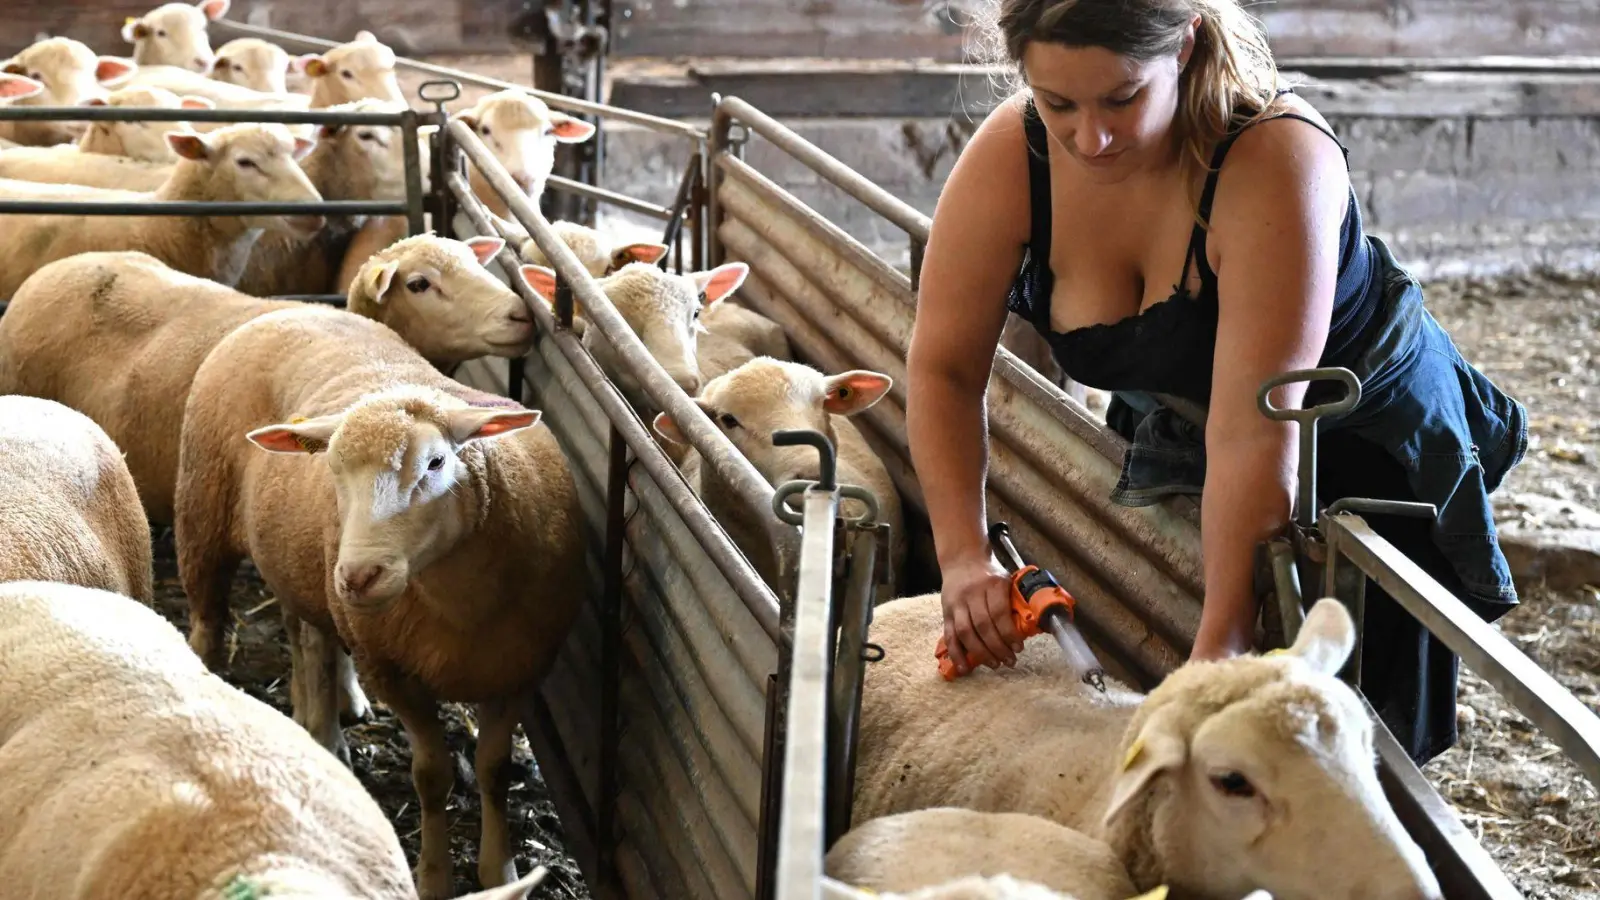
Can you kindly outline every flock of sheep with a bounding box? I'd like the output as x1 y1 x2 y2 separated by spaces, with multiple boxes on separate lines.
0 4 1454 900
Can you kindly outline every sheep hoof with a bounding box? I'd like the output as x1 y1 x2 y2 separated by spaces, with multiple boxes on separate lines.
415 860 452 900
339 684 372 725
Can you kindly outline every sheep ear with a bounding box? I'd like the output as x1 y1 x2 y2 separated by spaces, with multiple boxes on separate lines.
361 260 399 305
198 0 231 21
291 136 316 160
246 414 341 454
167 132 210 161
1286 598 1356 677
290 53 316 75
122 19 150 43
180 95 215 110
549 115 595 143
692 261 748 307
652 412 688 446
303 55 330 78
96 57 137 85
0 75 42 100
455 865 548 900
355 30 378 43
465 236 505 266
519 265 558 306
612 242 669 270
1101 707 1187 828
821 370 892 416
445 408 541 444
79 96 109 107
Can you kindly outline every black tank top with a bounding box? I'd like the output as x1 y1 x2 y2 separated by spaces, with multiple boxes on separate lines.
1004 92 1385 405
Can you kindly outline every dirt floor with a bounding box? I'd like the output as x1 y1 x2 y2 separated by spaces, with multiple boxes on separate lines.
144 530 593 900
1418 272 1600 898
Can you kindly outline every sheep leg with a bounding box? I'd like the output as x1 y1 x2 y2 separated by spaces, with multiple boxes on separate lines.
282 607 306 727
176 539 240 673
299 622 351 768
386 680 453 900
337 648 372 724
474 698 520 889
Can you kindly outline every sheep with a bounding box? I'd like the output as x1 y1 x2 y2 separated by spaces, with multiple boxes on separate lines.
0 240 532 526
825 808 1137 900
299 32 405 109
233 98 412 297
651 356 906 589
0 38 136 146
173 304 588 899
0 122 323 298
826 879 1263 900
521 260 749 414
0 72 44 104
851 593 1442 900
210 37 294 94
516 218 670 280
335 214 411 295
120 65 313 124
697 298 794 382
457 90 595 220
0 396 153 604
122 0 231 72
0 579 553 900
0 88 213 191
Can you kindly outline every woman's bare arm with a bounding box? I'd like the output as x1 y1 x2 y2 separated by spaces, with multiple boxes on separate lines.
1196 115 1352 658
906 95 1035 672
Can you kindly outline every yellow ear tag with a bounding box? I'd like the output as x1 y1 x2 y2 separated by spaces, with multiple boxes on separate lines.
1121 736 1145 771
289 416 308 424
125 16 139 25
1127 887 1169 900
1265 647 1289 657
368 265 387 295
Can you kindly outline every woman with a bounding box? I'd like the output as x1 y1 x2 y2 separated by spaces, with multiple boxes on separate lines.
906 0 1527 764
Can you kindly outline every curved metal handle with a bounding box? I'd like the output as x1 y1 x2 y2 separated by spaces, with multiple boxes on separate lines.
773 428 837 490
418 79 462 104
1257 366 1362 422
772 482 881 528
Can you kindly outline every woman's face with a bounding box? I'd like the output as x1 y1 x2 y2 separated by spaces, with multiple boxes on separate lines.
1021 34 1193 181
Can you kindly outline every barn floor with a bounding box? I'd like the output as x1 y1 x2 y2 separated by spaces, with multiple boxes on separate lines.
145 531 594 900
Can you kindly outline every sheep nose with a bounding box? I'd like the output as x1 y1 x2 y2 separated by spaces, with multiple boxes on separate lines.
674 373 701 396
339 563 385 598
195 56 213 71
512 172 536 193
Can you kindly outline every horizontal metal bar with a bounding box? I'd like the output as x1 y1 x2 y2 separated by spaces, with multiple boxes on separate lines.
210 18 706 138
1325 513 1600 787
714 96 927 238
0 105 425 126
446 169 783 642
0 200 403 217
547 174 675 221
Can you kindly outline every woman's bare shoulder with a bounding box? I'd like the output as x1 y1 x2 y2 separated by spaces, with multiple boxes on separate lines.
930 91 1035 252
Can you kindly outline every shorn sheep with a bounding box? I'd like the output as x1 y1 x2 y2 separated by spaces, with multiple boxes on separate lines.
0 580 551 900
210 37 296 94
825 807 1137 900
0 238 531 526
174 304 587 899
0 122 323 297
122 0 231 72
852 594 1441 900
0 396 153 603
653 356 906 588
0 37 135 146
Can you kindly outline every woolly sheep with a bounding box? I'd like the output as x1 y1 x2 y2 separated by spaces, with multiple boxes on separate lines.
233 99 412 297
852 594 1442 900
0 240 531 526
122 64 312 121
0 38 135 146
0 88 213 191
299 32 405 109
0 73 43 104
515 218 670 279
0 396 153 603
697 298 794 382
458 90 595 219
825 879 1265 900
0 579 552 900
122 0 230 72
211 37 295 94
825 808 1136 900
652 356 906 588
0 122 323 298
522 260 749 414
174 304 587 899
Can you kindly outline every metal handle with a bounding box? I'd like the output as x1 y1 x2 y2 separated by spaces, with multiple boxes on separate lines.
986 521 1025 572
418 79 462 104
1256 366 1363 529
773 429 836 490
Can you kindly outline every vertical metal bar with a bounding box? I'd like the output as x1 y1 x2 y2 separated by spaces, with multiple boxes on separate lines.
908 237 925 292
826 526 879 849
507 358 526 405
401 109 426 236
598 422 628 892
691 143 707 272
755 673 782 900
1321 528 1365 687
708 96 731 268
556 273 576 330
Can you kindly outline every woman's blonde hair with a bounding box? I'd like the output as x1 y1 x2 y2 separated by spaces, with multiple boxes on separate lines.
972 0 1285 197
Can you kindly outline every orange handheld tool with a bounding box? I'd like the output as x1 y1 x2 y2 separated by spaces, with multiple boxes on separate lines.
934 522 1106 691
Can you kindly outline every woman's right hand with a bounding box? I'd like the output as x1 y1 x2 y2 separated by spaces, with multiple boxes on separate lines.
940 554 1022 675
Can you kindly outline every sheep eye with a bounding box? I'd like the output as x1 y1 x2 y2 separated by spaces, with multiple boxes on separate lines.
427 455 445 472
341 69 354 80
1210 772 1256 798
357 130 376 142
479 124 491 137
406 275 431 293
236 157 258 170
718 413 740 430
157 29 169 38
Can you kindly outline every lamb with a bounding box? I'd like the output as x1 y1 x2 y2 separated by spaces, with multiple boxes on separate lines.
521 260 749 414
697 298 794 382
825 808 1136 900
0 88 211 191
233 98 412 297
122 0 231 72
210 37 295 94
299 32 405 109
852 593 1442 900
651 356 906 589
0 239 531 526
516 218 670 279
0 396 153 603
0 122 323 298
122 64 312 120
826 878 1262 900
0 579 553 900
457 90 595 219
0 38 135 146
174 304 586 899
0 73 43 104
